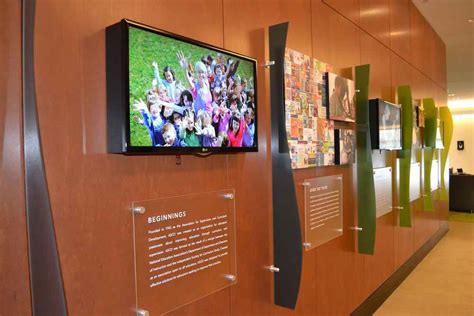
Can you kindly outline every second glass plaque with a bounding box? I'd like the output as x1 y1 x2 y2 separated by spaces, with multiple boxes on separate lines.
303 175 343 250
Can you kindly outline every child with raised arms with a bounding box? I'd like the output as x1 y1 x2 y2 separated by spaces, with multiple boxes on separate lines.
177 50 213 115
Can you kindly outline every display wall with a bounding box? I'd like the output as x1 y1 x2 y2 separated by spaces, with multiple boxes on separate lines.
1 0 448 315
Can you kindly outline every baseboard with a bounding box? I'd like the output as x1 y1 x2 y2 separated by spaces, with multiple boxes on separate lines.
351 222 449 316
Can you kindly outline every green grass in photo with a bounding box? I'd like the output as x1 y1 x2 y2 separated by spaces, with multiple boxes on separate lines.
128 26 255 147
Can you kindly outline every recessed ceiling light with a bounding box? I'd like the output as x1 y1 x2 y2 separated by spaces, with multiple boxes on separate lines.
469 18 474 23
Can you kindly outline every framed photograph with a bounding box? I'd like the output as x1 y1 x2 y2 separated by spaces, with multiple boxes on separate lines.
414 99 425 128
326 72 356 122
335 129 356 164
412 101 423 148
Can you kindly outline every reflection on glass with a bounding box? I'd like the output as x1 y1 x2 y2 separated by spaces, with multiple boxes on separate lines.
132 190 236 314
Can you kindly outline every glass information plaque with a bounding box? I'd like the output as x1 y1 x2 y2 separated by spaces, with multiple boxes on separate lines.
431 159 439 191
132 190 237 315
303 175 343 250
373 167 393 218
410 162 421 202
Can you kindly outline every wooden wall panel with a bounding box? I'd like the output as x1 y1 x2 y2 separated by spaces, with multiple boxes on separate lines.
323 0 360 25
223 1 273 315
438 39 447 89
359 0 390 47
414 190 440 251
312 0 361 74
424 23 437 84
310 3 364 314
0 1 32 315
390 52 412 102
35 1 229 315
389 0 411 62
409 2 427 74
390 52 415 269
434 34 447 89
11 0 447 314
261 0 313 56
314 166 364 316
360 31 392 101
361 212 395 299
394 204 415 269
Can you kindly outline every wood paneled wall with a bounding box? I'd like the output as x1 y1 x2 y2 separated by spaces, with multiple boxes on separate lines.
0 0 447 315
0 1 32 315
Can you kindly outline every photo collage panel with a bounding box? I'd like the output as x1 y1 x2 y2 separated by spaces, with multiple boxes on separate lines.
284 48 335 169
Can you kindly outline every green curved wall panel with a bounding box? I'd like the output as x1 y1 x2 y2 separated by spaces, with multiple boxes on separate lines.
398 86 413 227
439 107 453 201
355 64 376 255
423 98 437 211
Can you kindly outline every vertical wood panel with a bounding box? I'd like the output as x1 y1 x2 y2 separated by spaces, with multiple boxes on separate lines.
360 31 391 101
359 30 395 303
314 167 363 316
389 0 411 62
409 3 426 74
312 0 361 74
359 0 390 47
0 1 31 314
390 52 415 269
323 0 360 25
35 1 229 315
223 1 273 314
310 2 364 313
394 204 415 269
391 52 412 102
361 212 395 298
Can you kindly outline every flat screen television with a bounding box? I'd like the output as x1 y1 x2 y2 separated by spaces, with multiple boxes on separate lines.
369 99 402 150
106 19 258 154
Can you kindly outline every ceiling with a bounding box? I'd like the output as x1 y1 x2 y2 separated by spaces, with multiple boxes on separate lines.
413 0 474 107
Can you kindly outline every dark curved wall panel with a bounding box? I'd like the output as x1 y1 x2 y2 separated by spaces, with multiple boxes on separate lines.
269 22 303 310
22 0 68 314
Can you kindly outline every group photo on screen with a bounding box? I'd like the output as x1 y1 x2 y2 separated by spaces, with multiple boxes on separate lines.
129 26 256 148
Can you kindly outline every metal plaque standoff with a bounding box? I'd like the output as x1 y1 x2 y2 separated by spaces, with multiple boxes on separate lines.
132 190 237 315
303 175 343 250
373 167 393 218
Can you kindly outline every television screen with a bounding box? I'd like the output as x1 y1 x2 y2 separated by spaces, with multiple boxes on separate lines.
326 72 356 122
369 99 402 150
106 20 258 154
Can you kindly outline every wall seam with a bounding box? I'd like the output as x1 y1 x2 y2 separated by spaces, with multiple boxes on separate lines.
320 1 446 91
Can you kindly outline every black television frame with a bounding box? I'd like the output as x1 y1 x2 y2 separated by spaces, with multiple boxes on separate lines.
368 98 402 150
106 19 259 155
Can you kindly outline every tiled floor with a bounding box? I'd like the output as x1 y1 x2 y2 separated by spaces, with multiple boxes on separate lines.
375 221 474 316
